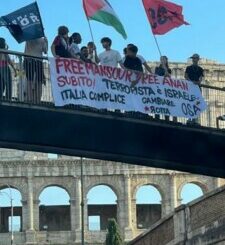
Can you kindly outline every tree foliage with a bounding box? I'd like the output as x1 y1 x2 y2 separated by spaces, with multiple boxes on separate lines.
105 218 123 245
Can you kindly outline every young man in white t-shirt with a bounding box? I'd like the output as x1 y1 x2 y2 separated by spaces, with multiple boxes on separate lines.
97 37 124 68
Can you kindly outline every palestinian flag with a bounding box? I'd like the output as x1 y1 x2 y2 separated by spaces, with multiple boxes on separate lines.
83 0 127 39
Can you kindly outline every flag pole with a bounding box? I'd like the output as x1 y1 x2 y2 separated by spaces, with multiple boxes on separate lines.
83 0 95 43
85 16 98 62
153 34 162 57
35 1 45 37
152 34 170 75
86 18 95 44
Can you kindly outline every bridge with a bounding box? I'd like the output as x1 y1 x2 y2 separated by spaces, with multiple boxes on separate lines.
1 49 225 177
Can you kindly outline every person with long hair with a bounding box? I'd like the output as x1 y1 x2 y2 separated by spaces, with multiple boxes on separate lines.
69 32 82 59
0 37 17 101
155 56 171 77
155 56 173 121
51 26 71 58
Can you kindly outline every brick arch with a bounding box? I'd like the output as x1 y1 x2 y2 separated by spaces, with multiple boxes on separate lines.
132 182 165 202
0 184 25 203
85 183 120 201
177 180 208 201
36 184 71 202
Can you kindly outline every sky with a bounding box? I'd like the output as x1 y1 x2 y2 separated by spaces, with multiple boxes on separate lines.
0 0 225 63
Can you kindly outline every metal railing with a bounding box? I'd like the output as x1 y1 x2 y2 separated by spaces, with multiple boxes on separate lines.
0 49 51 105
0 49 225 129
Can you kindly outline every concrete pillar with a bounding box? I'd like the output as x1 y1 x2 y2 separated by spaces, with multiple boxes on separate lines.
21 200 28 231
171 174 183 208
70 199 76 231
118 175 133 241
69 198 76 243
33 199 40 231
117 198 125 229
75 197 88 244
83 198 88 230
160 175 177 216
173 206 186 244
170 175 177 209
75 177 81 231
131 198 137 229
161 174 178 217
74 177 81 243
27 177 34 231
25 177 37 244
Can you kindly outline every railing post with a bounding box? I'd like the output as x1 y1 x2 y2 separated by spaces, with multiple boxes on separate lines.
18 55 24 102
216 117 220 129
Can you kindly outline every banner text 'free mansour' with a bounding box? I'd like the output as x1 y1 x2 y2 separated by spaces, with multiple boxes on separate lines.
49 58 207 119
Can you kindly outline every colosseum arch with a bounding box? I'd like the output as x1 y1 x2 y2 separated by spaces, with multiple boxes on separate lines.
35 180 73 202
38 185 71 231
177 180 208 204
0 179 27 202
177 180 208 199
85 182 120 199
86 184 118 231
0 185 23 233
134 184 163 230
132 182 165 202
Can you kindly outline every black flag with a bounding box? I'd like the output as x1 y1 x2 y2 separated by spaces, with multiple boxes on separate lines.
0 2 44 43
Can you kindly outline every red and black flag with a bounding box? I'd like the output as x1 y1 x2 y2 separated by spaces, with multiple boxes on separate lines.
142 0 189 35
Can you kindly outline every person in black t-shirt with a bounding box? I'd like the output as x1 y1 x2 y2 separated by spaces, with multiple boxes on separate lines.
185 53 204 125
185 53 204 86
123 45 143 73
155 56 171 77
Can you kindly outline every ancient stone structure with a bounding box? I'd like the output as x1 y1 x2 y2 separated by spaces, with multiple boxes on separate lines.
129 185 225 245
148 58 225 86
0 148 224 245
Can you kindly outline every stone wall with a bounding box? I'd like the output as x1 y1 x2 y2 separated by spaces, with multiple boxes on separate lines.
0 150 221 244
129 185 225 245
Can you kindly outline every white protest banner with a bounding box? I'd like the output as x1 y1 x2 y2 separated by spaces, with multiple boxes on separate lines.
49 58 207 119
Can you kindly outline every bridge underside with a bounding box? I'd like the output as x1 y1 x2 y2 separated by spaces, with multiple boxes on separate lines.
0 103 224 177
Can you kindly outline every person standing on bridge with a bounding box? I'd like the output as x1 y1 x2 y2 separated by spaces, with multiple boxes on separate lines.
126 43 152 74
185 53 204 125
80 46 93 63
155 56 173 121
155 56 171 77
123 45 143 73
69 32 82 59
24 37 48 104
97 37 124 68
87 41 98 64
0 37 17 101
51 26 71 58
185 53 204 87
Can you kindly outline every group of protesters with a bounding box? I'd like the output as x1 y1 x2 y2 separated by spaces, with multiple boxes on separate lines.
0 25 204 124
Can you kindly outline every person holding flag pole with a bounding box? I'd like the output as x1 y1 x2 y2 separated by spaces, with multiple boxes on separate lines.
82 0 127 67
